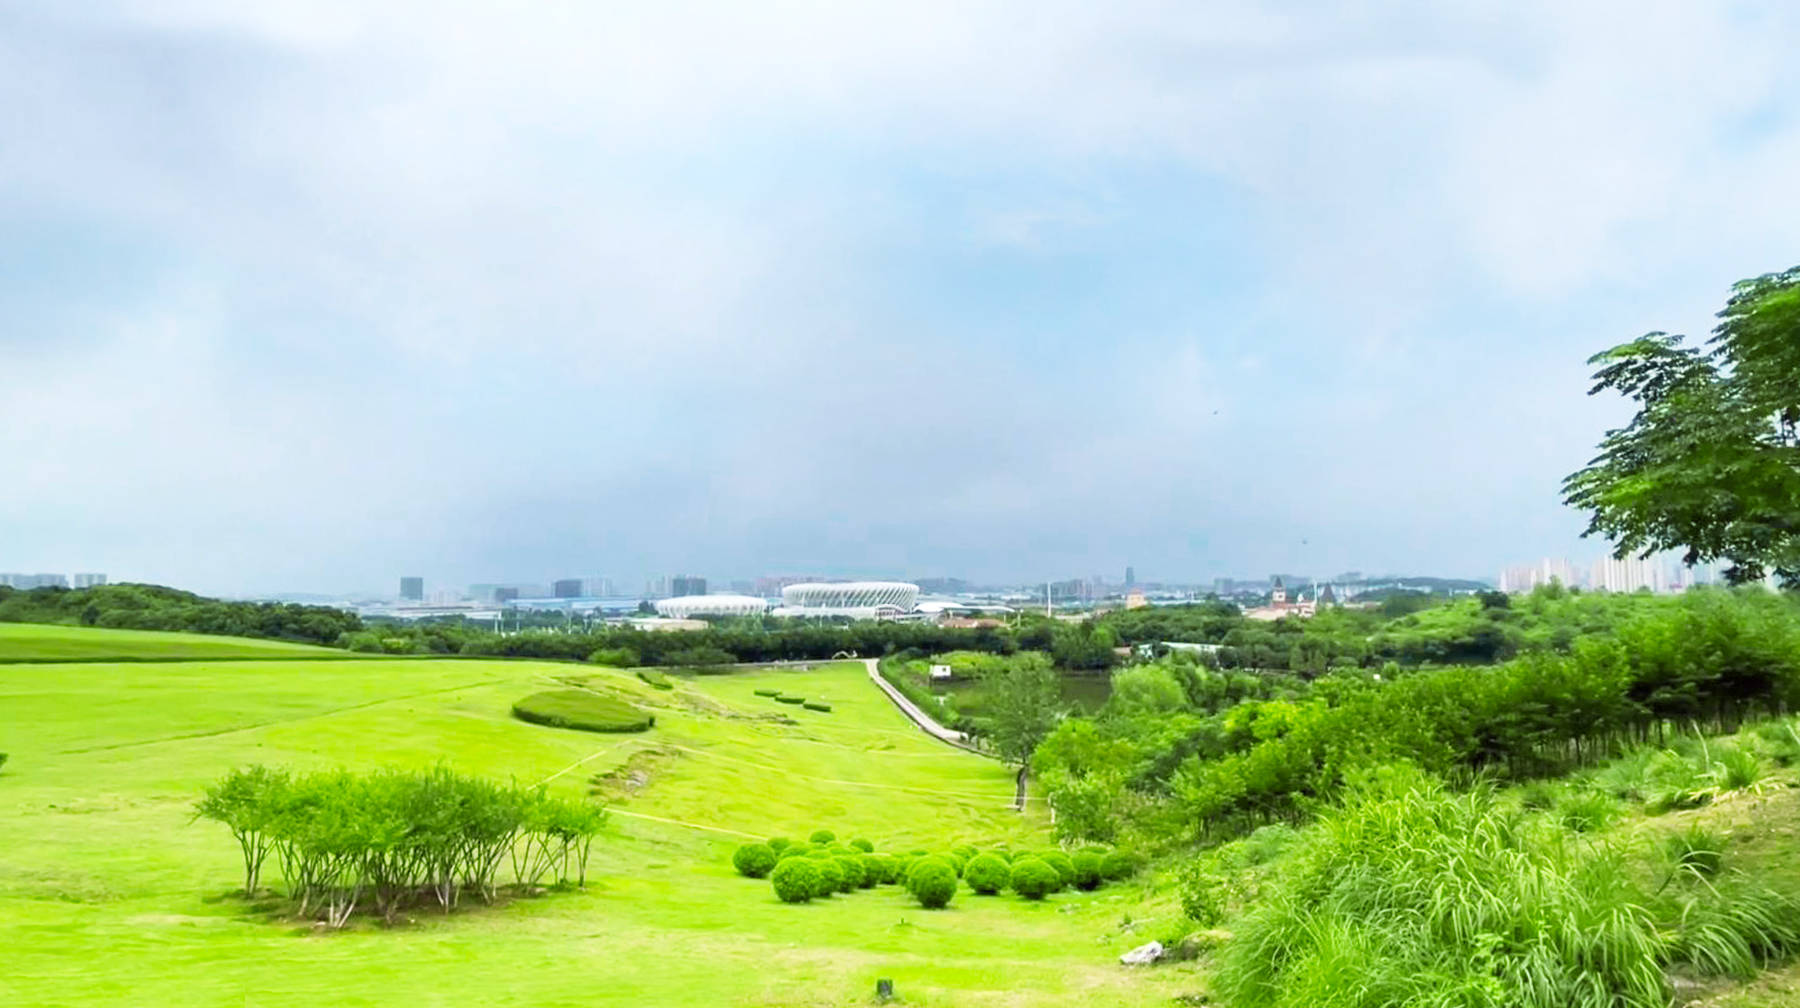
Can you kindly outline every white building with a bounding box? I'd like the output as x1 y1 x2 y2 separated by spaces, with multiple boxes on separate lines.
1590 555 1666 593
772 581 920 619
653 594 768 619
1499 558 1578 593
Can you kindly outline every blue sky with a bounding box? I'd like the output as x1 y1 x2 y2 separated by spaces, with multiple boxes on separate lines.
4 2 1799 596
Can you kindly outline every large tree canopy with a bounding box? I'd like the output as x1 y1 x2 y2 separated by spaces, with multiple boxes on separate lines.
1564 266 1800 587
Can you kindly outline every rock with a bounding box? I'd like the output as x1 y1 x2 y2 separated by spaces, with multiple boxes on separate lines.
1120 940 1164 965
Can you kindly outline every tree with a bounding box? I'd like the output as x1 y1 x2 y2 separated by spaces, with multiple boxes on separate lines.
1564 266 1800 588
986 654 1061 766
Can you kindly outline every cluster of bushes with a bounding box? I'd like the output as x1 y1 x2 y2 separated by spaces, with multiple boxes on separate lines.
752 688 829 712
1205 775 1800 1008
195 766 606 927
0 582 361 647
511 689 654 733
730 829 1141 909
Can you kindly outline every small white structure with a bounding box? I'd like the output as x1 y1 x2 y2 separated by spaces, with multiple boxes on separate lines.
653 594 767 619
929 664 953 680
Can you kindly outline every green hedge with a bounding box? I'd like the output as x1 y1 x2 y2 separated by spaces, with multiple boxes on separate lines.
754 688 781 697
511 689 654 733
775 695 806 705
802 701 833 712
636 669 674 690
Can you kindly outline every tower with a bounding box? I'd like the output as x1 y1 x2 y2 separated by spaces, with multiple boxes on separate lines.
1270 576 1286 605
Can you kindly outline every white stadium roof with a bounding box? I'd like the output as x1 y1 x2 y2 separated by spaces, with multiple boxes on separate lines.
653 594 768 619
773 581 919 618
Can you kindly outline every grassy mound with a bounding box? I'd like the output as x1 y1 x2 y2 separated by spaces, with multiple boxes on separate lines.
0 622 346 662
636 669 674 690
511 689 654 733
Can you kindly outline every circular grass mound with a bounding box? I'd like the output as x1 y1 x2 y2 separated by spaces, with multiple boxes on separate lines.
511 689 654 733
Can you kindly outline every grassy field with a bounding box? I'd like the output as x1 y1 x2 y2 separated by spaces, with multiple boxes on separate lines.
0 622 347 661
0 645 1195 1007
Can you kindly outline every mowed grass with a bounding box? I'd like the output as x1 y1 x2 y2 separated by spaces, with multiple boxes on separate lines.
0 657 1192 1007
0 622 347 661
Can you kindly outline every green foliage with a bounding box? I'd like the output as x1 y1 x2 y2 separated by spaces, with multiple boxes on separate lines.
1069 850 1102 891
663 646 736 670
831 855 864 891
801 701 832 712
962 853 1010 894
1564 266 1800 587
1007 857 1059 900
987 652 1062 766
855 854 880 888
1554 789 1621 833
810 857 844 898
808 829 835 844
867 853 899 884
766 836 790 852
635 668 673 690
769 858 818 903
0 582 362 647
848 837 873 852
511 689 654 733
194 766 605 926
731 843 777 879
1035 850 1075 889
753 688 780 697
1666 823 1726 878
905 858 957 909
588 646 639 667
1099 849 1140 881
774 695 805 705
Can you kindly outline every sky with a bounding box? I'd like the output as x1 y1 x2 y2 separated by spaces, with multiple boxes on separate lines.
4 2 1799 597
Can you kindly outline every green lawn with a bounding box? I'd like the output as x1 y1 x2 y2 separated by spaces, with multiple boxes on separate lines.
0 656 1195 1007
0 622 347 661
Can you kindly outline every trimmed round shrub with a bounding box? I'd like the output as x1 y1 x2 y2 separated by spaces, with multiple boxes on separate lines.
810 829 837 845
857 853 883 887
1070 850 1103 890
963 853 1011 894
770 858 819 903
868 853 900 884
952 844 978 860
767 836 791 853
777 845 810 861
811 857 844 898
989 848 1015 863
1037 850 1075 889
941 852 968 877
1009 857 1060 900
906 859 958 909
832 855 865 891
733 842 778 879
849 837 874 852
511 689 654 733
804 847 833 860
1099 849 1142 881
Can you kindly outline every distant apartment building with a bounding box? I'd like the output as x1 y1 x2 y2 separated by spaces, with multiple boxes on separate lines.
552 578 583 598
1590 555 1665 594
1498 558 1578 594
581 577 616 597
1 573 72 589
399 576 425 601
1125 566 1136 588
645 576 669 598
671 575 706 597
72 573 107 588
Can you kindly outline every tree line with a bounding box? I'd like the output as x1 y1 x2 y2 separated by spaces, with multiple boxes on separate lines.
0 583 361 646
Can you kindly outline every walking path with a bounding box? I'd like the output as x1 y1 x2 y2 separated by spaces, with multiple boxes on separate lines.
861 658 987 755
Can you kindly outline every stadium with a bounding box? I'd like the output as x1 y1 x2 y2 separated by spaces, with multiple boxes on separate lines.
653 594 769 619
772 581 919 619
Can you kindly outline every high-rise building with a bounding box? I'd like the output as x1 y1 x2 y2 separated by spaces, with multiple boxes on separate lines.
72 573 107 588
1124 566 1136 588
1590 555 1665 594
581 577 616 597
552 578 583 598
6 573 73 589
494 586 521 603
671 575 707 597
1498 558 1577 594
399 577 424 601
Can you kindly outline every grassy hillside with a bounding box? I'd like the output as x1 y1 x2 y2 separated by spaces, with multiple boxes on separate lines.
0 658 1191 1007
0 622 348 661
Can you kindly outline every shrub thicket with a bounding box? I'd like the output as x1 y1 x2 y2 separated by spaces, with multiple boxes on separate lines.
848 837 874 852
811 857 844 898
1069 850 1103 890
194 765 605 927
963 854 1011 894
832 856 864 891
1036 851 1074 889
868 853 898 884
809 829 836 844
732 843 777 879
906 858 958 909
770 858 819 903
511 690 654 733
1008 857 1059 900
1099 849 1140 881
767 836 791 852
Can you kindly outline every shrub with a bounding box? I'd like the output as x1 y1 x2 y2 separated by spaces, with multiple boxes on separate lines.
868 853 899 884
0 753 8 771
1712 744 1763 792
770 858 819 903
856 854 881 888
587 646 639 667
990 847 1015 863
1037 851 1075 889
754 688 781 697
767 836 791 852
810 829 837 844
1667 823 1726 878
777 845 809 861
775 695 805 705
732 843 777 879
636 668 674 690
811 857 844 898
1070 850 1103 890
1099 849 1141 881
663 645 735 670
802 701 833 712
832 855 865 891
906 858 958 909
511 689 654 733
942 852 968 876
952 844 978 860
963 853 1011 894
1008 857 1060 900
849 837 874 852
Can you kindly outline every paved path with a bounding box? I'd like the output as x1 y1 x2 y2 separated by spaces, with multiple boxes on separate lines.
862 658 992 758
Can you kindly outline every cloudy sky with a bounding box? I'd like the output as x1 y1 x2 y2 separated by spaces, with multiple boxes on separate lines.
4 2 1798 596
